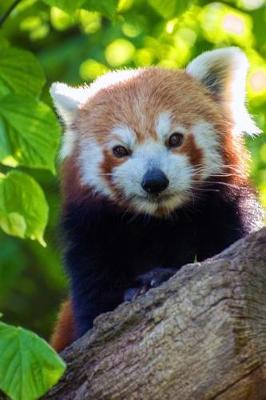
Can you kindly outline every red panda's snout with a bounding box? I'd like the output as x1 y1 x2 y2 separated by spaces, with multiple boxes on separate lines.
110 136 197 215
141 168 169 195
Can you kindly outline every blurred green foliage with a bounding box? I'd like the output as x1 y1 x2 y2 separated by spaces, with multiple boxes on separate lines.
0 0 265 342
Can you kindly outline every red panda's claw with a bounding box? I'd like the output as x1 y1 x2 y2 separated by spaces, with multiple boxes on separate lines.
123 287 147 302
124 267 177 302
136 267 177 288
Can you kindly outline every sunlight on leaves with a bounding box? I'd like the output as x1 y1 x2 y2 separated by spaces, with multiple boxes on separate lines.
0 95 60 172
237 0 265 10
80 59 109 80
248 67 266 102
148 0 190 19
200 3 254 46
50 6 75 30
134 48 155 66
42 0 84 13
118 0 134 12
105 38 135 67
122 22 142 38
0 47 45 98
82 0 118 18
78 10 101 34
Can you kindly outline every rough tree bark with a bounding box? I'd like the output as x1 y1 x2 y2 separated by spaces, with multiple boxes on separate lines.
41 227 266 400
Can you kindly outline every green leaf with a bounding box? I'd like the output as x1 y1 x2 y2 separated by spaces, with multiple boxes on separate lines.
0 117 12 164
0 47 45 98
0 95 60 172
82 0 118 18
148 0 190 19
0 321 66 400
41 0 85 13
42 0 118 16
0 35 9 49
0 171 49 245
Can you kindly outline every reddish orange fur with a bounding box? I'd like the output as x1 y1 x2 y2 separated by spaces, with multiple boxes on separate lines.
222 129 249 185
77 69 224 144
179 133 203 169
51 299 75 352
101 148 124 186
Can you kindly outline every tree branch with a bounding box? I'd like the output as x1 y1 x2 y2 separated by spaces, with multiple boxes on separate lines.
1 228 266 400
0 0 22 28
42 227 266 400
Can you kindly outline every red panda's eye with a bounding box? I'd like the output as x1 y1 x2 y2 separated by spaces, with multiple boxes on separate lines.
168 133 184 148
112 145 130 158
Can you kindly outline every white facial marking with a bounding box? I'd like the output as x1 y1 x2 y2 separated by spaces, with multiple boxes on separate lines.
192 121 223 177
155 111 172 141
60 129 76 160
109 124 136 149
155 112 187 146
78 138 112 197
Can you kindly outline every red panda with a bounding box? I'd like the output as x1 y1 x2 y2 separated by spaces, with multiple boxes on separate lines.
50 47 263 352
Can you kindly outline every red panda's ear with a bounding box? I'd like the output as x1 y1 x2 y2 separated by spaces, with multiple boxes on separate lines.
49 82 88 125
186 47 261 136
50 83 90 159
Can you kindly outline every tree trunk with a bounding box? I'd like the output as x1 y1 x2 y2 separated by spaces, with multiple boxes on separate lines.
21 227 264 398
42 227 266 400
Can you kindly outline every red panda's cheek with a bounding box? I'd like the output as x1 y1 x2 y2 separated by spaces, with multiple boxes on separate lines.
178 134 203 174
100 149 128 190
99 151 135 208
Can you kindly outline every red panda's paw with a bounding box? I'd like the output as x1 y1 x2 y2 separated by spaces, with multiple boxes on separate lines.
124 286 148 302
136 267 178 288
124 267 177 302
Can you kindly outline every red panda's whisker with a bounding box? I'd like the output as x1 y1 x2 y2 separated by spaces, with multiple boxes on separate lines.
193 181 242 189
193 164 244 174
223 165 245 173
191 188 221 193
210 173 240 176
191 165 243 179
208 173 243 179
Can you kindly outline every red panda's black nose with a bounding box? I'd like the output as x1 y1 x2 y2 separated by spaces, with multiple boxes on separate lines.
141 168 169 195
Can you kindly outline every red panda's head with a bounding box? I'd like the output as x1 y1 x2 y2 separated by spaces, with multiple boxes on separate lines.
50 47 259 216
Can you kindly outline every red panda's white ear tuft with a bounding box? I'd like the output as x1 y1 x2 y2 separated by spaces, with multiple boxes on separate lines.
186 47 261 135
50 82 88 125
